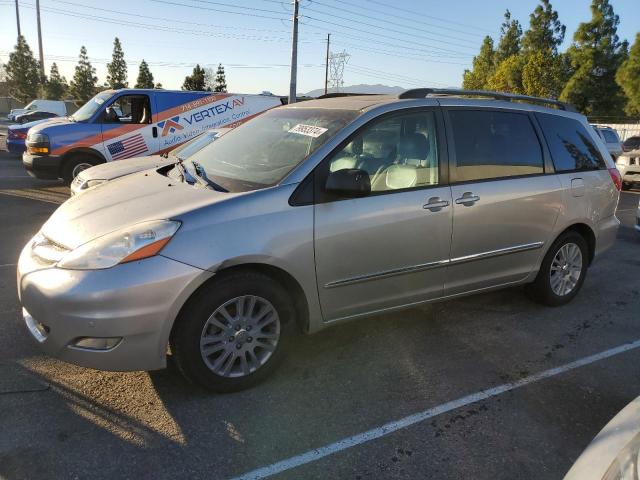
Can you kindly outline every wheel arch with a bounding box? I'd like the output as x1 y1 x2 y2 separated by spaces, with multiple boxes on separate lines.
172 262 310 337
60 148 106 176
556 222 596 265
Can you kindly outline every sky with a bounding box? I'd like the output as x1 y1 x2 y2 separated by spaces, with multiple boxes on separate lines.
1 0 639 96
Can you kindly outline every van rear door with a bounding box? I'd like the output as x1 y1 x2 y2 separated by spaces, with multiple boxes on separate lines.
101 93 158 161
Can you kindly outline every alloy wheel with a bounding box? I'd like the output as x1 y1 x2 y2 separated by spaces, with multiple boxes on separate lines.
200 295 280 378
549 242 583 297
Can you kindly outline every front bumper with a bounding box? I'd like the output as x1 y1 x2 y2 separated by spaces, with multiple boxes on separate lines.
17 243 213 371
22 152 62 180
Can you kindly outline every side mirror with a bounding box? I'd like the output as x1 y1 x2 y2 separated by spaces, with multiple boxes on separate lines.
325 168 371 197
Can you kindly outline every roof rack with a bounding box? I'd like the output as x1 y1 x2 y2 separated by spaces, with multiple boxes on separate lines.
317 92 377 99
398 88 576 112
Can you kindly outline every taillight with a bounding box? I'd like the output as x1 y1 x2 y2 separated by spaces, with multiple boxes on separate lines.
608 168 622 191
8 130 27 139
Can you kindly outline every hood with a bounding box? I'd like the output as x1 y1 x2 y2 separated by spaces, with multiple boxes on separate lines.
42 168 241 249
27 116 75 134
78 155 175 182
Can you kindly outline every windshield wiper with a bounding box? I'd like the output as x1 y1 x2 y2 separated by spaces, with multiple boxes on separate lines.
191 161 228 192
174 159 197 185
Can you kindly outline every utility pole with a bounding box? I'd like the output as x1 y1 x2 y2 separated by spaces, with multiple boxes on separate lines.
288 0 299 104
36 0 45 79
15 0 21 38
324 33 330 95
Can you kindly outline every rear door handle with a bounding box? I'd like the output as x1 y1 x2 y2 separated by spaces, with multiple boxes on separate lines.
423 197 450 212
455 192 480 206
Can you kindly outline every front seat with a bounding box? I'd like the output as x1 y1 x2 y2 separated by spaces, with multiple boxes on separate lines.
398 132 429 166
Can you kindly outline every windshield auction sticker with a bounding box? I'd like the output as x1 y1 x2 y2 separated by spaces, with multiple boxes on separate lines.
288 124 328 138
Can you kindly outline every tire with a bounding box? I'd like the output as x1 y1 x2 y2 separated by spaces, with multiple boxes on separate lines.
170 270 294 392
61 154 100 185
527 231 589 307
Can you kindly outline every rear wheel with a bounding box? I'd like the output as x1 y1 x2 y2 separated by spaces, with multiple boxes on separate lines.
170 271 293 392
61 154 100 185
527 231 588 306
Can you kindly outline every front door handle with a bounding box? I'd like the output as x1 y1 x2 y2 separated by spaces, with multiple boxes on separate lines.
455 192 480 206
152 126 158 138
423 197 450 212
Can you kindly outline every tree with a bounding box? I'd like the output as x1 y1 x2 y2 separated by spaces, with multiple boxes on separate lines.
203 67 216 91
105 37 128 89
495 10 523 64
5 35 41 103
522 0 566 55
522 51 566 98
560 0 627 116
182 64 209 91
617 33 640 116
462 36 495 90
214 63 227 92
69 46 98 105
487 54 524 94
134 59 154 89
154 82 163 89
44 62 68 100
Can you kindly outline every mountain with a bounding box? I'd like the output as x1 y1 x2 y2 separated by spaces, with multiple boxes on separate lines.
305 84 406 98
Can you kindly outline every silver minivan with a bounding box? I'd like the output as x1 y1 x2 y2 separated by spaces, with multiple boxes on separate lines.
18 89 621 391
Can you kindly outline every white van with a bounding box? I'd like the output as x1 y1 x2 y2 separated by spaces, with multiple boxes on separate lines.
8 100 67 121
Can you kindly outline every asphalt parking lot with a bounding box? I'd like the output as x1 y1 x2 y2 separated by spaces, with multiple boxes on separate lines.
0 122 639 480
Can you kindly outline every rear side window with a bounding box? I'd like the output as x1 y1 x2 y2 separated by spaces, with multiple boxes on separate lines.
601 129 619 143
448 110 543 182
536 113 606 172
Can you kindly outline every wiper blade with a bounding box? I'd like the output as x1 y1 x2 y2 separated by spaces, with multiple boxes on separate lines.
191 161 228 192
174 160 197 184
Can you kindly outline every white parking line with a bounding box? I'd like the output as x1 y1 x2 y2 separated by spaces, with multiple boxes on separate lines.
230 339 640 480
0 263 17 268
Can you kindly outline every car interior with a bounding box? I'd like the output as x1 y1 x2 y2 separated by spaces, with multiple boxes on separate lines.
104 95 152 124
329 112 439 191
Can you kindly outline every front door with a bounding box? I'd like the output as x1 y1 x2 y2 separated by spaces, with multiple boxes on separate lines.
101 94 158 161
443 108 562 296
314 108 452 321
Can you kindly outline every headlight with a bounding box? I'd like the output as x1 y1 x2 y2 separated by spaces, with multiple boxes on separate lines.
603 431 640 480
27 133 49 144
57 220 181 270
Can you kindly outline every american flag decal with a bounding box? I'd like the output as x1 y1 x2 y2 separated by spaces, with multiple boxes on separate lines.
107 133 148 160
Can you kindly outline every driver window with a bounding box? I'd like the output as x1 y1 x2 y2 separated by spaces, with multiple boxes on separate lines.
103 95 152 124
328 110 439 192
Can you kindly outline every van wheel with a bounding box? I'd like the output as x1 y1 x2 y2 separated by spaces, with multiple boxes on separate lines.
170 271 293 392
527 231 588 307
62 155 100 185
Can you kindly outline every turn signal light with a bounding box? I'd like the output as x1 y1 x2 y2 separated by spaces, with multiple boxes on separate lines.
28 146 50 154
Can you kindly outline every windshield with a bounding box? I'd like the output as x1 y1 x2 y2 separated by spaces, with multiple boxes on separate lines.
171 130 222 160
185 107 359 191
71 92 114 122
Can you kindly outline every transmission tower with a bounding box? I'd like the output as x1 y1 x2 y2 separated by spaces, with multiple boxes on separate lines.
328 50 350 93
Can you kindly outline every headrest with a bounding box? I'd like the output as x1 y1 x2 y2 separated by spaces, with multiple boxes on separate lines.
398 133 429 160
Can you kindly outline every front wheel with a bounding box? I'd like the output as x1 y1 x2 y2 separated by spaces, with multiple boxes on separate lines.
170 271 293 392
61 155 100 185
527 231 588 306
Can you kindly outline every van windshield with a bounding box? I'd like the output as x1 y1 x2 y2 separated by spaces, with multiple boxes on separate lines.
71 92 114 122
185 107 359 192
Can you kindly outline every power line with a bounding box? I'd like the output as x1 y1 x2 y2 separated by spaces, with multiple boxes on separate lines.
309 0 486 39
304 0 482 45
300 14 478 56
360 0 494 34
329 41 469 66
150 0 290 21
